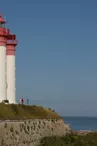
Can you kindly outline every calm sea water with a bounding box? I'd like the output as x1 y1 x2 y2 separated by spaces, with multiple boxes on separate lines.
63 117 97 131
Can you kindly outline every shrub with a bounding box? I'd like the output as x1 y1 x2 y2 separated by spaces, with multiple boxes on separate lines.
4 123 7 128
48 108 52 111
10 127 13 132
39 133 97 146
51 119 55 123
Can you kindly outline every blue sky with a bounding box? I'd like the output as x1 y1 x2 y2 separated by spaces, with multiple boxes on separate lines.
1 0 97 116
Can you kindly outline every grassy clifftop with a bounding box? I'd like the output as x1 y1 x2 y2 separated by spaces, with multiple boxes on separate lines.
0 103 60 120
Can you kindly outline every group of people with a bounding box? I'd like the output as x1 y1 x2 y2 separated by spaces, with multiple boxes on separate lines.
19 98 29 105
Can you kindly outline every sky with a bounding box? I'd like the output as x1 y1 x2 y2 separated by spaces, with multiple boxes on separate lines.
1 0 97 116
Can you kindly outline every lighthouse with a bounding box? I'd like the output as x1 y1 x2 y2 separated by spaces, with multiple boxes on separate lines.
0 13 18 104
0 14 7 102
6 34 18 103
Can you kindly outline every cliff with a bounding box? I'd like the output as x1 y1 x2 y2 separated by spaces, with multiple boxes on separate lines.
0 104 72 146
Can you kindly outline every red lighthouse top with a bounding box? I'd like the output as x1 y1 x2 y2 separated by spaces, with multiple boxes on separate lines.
0 14 6 23
0 14 7 46
0 13 18 52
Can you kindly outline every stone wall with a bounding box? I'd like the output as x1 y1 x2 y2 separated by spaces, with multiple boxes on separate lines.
0 119 71 146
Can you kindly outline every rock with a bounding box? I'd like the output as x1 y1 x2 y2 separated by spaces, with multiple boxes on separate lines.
64 124 72 134
0 119 70 146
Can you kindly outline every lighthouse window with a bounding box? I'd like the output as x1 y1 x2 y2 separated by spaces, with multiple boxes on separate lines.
0 23 5 28
0 23 2 27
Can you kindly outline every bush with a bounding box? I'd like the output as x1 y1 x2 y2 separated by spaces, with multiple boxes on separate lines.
39 133 97 146
10 127 13 132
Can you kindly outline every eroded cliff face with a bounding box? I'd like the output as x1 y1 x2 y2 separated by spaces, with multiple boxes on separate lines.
0 119 71 146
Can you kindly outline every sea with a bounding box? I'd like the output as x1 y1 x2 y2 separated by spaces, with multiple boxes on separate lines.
63 117 97 131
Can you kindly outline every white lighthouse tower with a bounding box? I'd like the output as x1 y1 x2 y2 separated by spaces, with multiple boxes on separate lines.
0 14 7 102
6 34 18 104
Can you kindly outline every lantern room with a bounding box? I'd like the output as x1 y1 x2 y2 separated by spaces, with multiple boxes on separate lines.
0 14 6 28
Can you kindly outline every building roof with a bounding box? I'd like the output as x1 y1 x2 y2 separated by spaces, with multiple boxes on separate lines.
0 14 6 23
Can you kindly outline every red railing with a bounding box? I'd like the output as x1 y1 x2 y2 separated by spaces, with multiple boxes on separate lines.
7 39 18 45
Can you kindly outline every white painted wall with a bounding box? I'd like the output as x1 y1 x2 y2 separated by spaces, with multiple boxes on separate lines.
0 46 6 102
7 55 16 103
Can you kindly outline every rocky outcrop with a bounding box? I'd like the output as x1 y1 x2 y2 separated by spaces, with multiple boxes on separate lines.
64 124 72 134
0 119 71 146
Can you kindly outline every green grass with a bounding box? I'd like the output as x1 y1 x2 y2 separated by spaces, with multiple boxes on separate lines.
39 133 97 146
0 103 60 120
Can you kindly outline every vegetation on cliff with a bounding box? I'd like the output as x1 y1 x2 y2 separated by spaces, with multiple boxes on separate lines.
40 133 97 146
0 103 60 120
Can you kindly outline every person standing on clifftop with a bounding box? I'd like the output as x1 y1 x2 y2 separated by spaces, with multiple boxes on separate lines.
21 98 24 105
20 98 21 104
